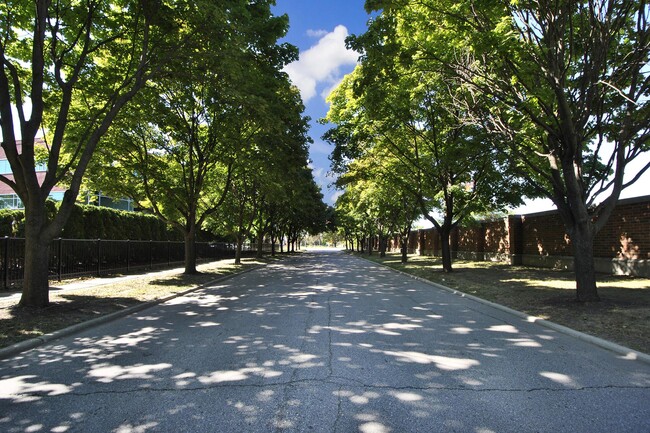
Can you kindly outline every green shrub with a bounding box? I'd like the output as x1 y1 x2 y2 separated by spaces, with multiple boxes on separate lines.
0 202 191 241
62 204 85 239
0 209 24 237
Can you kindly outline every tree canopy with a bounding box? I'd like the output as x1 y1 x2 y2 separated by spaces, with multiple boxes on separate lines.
327 0 649 300
0 0 326 307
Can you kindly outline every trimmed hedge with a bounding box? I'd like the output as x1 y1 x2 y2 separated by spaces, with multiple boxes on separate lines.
0 209 24 237
0 203 182 241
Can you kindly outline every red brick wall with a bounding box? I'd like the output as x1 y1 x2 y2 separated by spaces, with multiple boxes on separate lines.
456 226 481 252
520 197 650 259
401 196 649 259
385 196 649 264
521 212 572 256
483 219 509 254
595 199 649 259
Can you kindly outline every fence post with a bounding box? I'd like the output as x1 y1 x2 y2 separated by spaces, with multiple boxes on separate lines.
57 238 63 282
97 239 101 277
126 239 130 273
3 236 8 290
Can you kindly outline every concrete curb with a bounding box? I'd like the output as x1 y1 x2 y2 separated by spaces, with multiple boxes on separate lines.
0 264 263 360
357 255 650 366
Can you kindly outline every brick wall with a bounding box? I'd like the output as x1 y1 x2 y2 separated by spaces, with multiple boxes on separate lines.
387 195 650 276
484 219 509 255
456 226 481 252
519 197 650 260
594 199 649 260
522 212 571 256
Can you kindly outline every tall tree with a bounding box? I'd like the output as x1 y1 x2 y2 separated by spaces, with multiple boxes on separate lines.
0 0 189 307
325 66 525 271
362 0 650 300
88 0 297 273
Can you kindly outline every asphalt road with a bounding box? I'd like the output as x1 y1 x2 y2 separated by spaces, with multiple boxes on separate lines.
1 250 649 433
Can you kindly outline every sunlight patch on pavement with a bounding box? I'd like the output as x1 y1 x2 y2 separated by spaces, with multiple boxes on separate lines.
391 391 423 402
359 421 391 433
192 321 221 327
382 323 422 330
486 325 519 334
0 375 73 402
383 351 480 371
198 370 248 384
110 327 160 346
88 363 172 383
114 421 159 433
450 327 473 335
507 338 542 348
539 371 579 388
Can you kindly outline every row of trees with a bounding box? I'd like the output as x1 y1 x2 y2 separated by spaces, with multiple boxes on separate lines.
325 0 650 302
1 0 326 308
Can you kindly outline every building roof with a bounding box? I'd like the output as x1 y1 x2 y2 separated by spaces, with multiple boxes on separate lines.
0 172 67 195
0 138 48 159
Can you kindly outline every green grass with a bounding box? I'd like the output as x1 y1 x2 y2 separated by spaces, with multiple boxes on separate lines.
362 252 650 354
0 258 267 349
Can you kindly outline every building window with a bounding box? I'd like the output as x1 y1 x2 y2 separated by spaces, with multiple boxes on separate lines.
0 194 24 209
0 160 47 175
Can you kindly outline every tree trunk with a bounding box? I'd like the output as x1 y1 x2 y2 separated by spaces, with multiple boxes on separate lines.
367 235 372 255
20 231 51 308
19 205 51 308
271 232 276 257
183 225 198 274
235 232 243 265
403 227 412 263
440 227 453 272
379 235 387 257
256 232 264 259
400 235 408 264
569 225 600 302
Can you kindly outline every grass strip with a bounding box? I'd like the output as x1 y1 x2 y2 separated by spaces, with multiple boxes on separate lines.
0 257 267 349
360 252 650 354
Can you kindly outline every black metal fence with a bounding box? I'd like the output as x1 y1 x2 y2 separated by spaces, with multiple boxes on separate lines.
1 237 262 290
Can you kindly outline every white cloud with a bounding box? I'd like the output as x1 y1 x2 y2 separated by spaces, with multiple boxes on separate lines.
329 190 343 204
309 140 333 156
309 164 336 188
306 29 328 38
284 25 359 103
320 77 346 101
307 162 340 205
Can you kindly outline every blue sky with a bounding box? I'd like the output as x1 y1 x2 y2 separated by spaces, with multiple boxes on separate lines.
272 1 369 206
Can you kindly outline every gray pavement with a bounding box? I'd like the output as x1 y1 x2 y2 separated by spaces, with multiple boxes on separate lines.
1 250 649 433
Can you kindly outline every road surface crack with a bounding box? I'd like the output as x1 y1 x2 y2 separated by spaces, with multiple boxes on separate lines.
8 378 648 400
326 292 334 378
272 282 318 433
332 384 343 433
